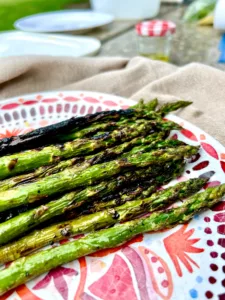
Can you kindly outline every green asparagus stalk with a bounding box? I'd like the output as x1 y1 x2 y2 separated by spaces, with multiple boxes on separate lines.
64 160 184 219
0 156 181 224
0 158 82 192
157 100 192 115
0 109 136 156
0 131 170 192
148 98 159 110
0 100 191 156
57 121 119 141
0 178 206 263
84 160 185 213
0 119 180 180
57 98 159 141
87 132 167 165
0 145 199 212
0 132 183 193
0 183 223 295
0 163 175 245
122 139 185 157
0 183 155 256
86 185 157 214
0 138 187 219
140 98 158 111
58 113 158 142
0 159 183 245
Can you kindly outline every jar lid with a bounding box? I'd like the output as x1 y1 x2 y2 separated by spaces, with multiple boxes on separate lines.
135 20 176 37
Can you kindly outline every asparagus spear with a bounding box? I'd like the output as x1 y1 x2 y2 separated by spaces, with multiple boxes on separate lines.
0 100 191 155
57 121 119 141
57 99 158 141
0 130 176 195
62 160 184 220
157 100 192 115
82 160 184 214
0 145 199 212
0 157 82 192
0 127 174 188
0 161 180 245
86 131 167 165
139 98 158 111
0 132 163 192
0 178 206 263
0 138 187 220
57 112 158 142
0 183 223 295
0 119 180 180
122 139 186 157
148 98 158 110
0 155 182 224
0 157 182 228
0 109 134 155
0 132 182 193
82 184 157 215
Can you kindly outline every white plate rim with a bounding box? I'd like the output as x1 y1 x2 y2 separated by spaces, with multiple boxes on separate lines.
0 31 101 57
14 10 115 33
0 90 224 152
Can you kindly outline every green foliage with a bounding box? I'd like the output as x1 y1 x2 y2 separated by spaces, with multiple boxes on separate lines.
0 0 87 31
183 0 216 22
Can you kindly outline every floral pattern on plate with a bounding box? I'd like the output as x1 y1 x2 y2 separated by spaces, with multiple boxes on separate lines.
0 91 224 300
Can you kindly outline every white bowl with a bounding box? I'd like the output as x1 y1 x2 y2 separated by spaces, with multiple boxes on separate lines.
90 0 161 19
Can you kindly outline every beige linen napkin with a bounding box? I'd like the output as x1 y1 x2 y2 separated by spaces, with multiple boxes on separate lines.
0 56 224 145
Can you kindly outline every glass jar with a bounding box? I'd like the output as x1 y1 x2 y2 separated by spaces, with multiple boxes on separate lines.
135 20 176 62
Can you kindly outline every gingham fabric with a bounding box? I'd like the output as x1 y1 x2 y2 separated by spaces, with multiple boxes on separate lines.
135 20 176 37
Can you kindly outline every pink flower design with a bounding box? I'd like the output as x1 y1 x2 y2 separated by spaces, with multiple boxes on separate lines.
180 129 198 141
33 266 78 300
193 161 209 171
164 225 204 277
89 254 138 300
201 142 219 159
0 128 23 139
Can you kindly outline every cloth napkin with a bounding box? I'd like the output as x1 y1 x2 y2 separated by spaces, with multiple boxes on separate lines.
0 56 224 145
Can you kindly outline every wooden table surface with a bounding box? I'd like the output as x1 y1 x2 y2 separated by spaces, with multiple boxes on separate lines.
77 3 225 71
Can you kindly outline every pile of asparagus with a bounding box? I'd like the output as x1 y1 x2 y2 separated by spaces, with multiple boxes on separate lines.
0 99 224 295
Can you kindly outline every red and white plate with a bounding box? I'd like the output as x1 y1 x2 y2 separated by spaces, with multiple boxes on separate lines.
1 91 225 300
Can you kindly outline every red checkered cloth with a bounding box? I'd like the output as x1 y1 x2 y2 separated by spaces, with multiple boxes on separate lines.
136 20 176 37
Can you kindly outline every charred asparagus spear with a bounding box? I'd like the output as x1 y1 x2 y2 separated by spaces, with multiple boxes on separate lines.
0 119 180 180
57 98 160 141
85 131 168 165
0 109 134 155
78 160 184 215
0 100 191 155
0 132 164 191
57 104 159 141
0 145 199 212
0 178 206 263
0 183 223 295
0 134 182 224
0 126 177 187
0 131 182 192
0 161 182 245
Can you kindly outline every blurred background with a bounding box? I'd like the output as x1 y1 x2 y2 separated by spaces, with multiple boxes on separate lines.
0 0 191 31
0 0 224 70
0 0 89 31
